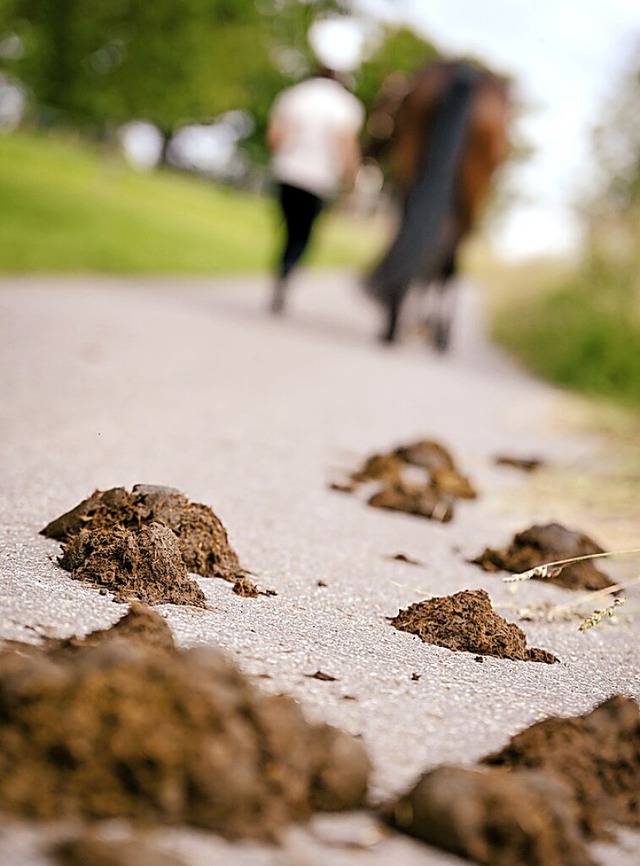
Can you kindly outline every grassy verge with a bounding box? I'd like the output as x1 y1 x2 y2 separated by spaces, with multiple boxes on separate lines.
464 244 640 553
480 248 640 410
0 130 383 275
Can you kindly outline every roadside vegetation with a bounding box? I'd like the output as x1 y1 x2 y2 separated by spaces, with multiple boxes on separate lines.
486 48 640 411
489 247 640 409
0 131 384 274
1 0 637 414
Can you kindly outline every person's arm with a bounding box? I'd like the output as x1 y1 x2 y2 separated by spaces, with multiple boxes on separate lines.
267 116 287 152
338 130 362 189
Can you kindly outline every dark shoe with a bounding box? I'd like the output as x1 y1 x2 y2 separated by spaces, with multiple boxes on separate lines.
433 315 451 352
270 278 288 314
379 304 399 343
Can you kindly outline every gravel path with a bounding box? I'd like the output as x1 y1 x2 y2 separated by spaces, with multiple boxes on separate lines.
1 270 638 865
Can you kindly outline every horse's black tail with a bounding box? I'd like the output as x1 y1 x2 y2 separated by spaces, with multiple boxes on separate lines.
366 64 478 306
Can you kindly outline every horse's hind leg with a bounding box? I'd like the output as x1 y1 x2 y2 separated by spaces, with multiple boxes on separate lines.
433 283 454 350
380 296 399 343
430 248 458 352
379 285 407 343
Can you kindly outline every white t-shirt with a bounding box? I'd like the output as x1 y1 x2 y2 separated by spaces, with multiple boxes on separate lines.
269 77 364 199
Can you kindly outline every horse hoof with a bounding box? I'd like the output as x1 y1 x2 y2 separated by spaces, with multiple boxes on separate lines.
433 325 451 352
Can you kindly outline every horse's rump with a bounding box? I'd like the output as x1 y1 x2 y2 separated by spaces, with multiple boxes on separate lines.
365 61 509 308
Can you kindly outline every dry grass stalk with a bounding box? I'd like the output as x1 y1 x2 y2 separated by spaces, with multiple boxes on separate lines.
578 597 626 632
551 575 640 612
505 573 640 627
503 547 640 584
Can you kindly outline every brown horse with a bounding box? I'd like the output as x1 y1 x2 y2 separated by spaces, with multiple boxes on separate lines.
365 60 510 348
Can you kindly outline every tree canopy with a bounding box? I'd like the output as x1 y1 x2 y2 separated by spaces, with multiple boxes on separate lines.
2 0 276 131
0 1 353 130
0 0 438 160
0 1 439 123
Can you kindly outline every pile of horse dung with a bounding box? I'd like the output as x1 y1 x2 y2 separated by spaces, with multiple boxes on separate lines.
41 484 267 605
470 522 614 591
482 694 640 837
494 453 543 472
391 588 558 663
1 605 637 866
331 438 477 522
0 604 370 839
387 694 640 866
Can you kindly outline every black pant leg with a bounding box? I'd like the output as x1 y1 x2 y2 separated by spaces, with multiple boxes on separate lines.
277 184 324 278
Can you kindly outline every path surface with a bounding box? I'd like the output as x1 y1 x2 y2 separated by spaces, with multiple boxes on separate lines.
1 271 639 865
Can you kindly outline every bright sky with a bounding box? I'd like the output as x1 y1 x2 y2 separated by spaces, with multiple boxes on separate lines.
326 0 640 259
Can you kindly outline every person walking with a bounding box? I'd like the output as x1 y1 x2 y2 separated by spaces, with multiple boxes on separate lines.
266 66 364 314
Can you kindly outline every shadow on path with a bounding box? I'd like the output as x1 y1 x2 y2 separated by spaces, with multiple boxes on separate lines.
155 269 522 379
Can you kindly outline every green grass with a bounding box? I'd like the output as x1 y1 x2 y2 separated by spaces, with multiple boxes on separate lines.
492 253 640 408
0 130 383 274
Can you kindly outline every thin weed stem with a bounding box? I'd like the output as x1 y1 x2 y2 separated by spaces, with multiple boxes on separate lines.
503 547 640 583
579 597 626 632
550 574 640 612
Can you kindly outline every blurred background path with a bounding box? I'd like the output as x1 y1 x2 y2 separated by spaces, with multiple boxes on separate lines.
1 271 638 865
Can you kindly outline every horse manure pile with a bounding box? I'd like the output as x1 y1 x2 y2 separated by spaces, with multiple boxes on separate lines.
42 484 243 580
6 602 177 657
54 833 186 866
389 765 592 866
482 694 640 839
471 522 614 591
387 695 640 866
494 454 544 472
0 604 371 839
59 522 207 607
41 484 265 605
333 439 477 523
391 588 558 663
